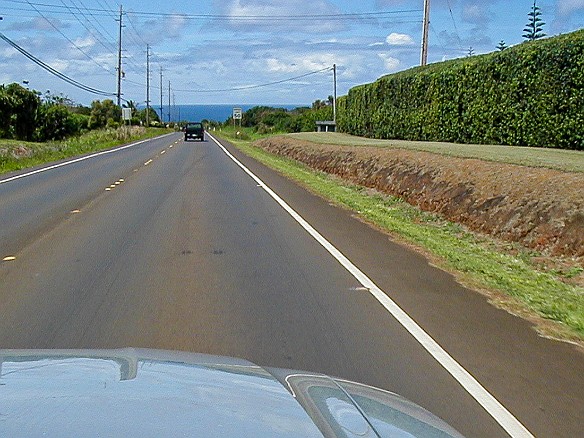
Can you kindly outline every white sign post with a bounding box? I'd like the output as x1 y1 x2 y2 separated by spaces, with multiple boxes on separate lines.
122 107 132 126
232 107 242 128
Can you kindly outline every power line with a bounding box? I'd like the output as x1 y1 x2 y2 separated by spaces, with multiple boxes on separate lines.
57 0 117 54
0 32 116 97
173 67 333 93
3 2 422 21
62 0 142 72
94 0 115 17
125 11 150 47
445 0 464 50
69 0 118 51
22 0 115 75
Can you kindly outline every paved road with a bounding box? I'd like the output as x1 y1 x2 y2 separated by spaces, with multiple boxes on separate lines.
0 132 582 437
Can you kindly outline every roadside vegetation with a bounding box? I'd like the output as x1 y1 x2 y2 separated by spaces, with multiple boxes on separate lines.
205 101 333 136
0 83 168 175
289 132 584 173
216 126 584 343
337 29 584 150
0 126 169 175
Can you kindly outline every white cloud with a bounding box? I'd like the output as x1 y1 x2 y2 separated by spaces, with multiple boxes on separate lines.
264 53 337 73
139 14 188 44
368 42 385 47
51 60 70 72
378 53 400 71
462 5 484 23
72 36 96 50
386 32 415 46
217 0 345 33
7 17 69 32
558 0 584 16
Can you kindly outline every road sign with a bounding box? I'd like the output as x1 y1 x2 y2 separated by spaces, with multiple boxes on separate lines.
122 107 132 121
233 107 242 120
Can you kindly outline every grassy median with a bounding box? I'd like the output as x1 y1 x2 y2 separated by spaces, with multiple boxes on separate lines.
216 128 584 343
0 126 171 176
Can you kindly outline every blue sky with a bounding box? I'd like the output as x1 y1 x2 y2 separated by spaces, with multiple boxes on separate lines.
1 0 583 106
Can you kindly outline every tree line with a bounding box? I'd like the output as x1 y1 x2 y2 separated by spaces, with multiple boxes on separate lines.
213 99 334 135
0 83 160 142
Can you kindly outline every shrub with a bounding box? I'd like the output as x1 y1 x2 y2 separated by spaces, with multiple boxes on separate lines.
338 29 584 150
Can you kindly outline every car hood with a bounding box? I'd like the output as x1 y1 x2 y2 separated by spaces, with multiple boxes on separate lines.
0 348 463 437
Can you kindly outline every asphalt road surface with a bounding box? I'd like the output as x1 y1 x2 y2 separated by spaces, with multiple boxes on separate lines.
1 132 582 437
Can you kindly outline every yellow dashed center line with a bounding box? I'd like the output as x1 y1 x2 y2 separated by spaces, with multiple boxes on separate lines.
144 159 153 166
3 256 16 261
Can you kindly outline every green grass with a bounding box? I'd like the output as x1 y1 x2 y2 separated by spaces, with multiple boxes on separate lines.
217 128 584 341
0 127 171 175
290 132 584 173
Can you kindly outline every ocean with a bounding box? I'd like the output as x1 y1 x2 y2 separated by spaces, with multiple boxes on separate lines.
150 104 307 123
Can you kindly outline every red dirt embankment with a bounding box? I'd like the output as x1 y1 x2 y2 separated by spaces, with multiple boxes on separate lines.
255 136 584 259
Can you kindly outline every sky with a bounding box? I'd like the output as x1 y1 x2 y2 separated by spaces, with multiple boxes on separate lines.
0 0 583 106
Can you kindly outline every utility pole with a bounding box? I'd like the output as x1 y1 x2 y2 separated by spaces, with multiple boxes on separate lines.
159 67 163 124
116 5 124 107
420 0 430 66
168 80 171 123
173 93 178 123
333 63 337 124
146 44 150 127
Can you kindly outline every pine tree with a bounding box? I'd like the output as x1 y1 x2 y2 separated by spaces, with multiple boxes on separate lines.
496 40 508 51
523 0 546 41
467 46 475 57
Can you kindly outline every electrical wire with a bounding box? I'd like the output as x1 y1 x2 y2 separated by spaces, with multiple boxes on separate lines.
0 32 116 97
22 0 115 75
3 1 421 21
445 0 464 50
172 66 333 93
57 0 117 54
125 11 150 47
73 0 116 41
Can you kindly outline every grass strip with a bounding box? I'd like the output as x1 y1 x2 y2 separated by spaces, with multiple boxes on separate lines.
217 128 584 341
290 132 584 173
0 127 171 176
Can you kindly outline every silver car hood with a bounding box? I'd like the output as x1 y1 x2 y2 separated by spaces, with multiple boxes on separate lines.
0 348 463 437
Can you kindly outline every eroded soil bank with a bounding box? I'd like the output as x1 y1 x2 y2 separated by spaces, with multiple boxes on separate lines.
255 136 584 260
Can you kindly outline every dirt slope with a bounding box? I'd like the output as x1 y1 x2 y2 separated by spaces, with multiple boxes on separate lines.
255 136 584 259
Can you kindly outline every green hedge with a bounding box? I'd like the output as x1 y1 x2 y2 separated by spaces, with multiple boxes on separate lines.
338 30 584 150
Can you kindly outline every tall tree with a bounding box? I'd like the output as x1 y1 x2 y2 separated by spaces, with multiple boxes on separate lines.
523 0 546 41
496 40 508 51
467 46 475 57
88 99 121 129
1 83 40 140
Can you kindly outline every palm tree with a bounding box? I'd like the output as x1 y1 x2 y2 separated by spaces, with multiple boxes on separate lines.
123 100 137 111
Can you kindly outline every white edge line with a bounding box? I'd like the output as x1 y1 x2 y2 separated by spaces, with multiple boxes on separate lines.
0 133 175 185
207 132 533 438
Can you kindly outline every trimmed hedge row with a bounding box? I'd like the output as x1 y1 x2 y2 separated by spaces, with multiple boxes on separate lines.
337 30 584 150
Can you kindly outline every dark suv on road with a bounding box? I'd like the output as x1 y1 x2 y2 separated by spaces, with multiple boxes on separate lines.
184 122 204 141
